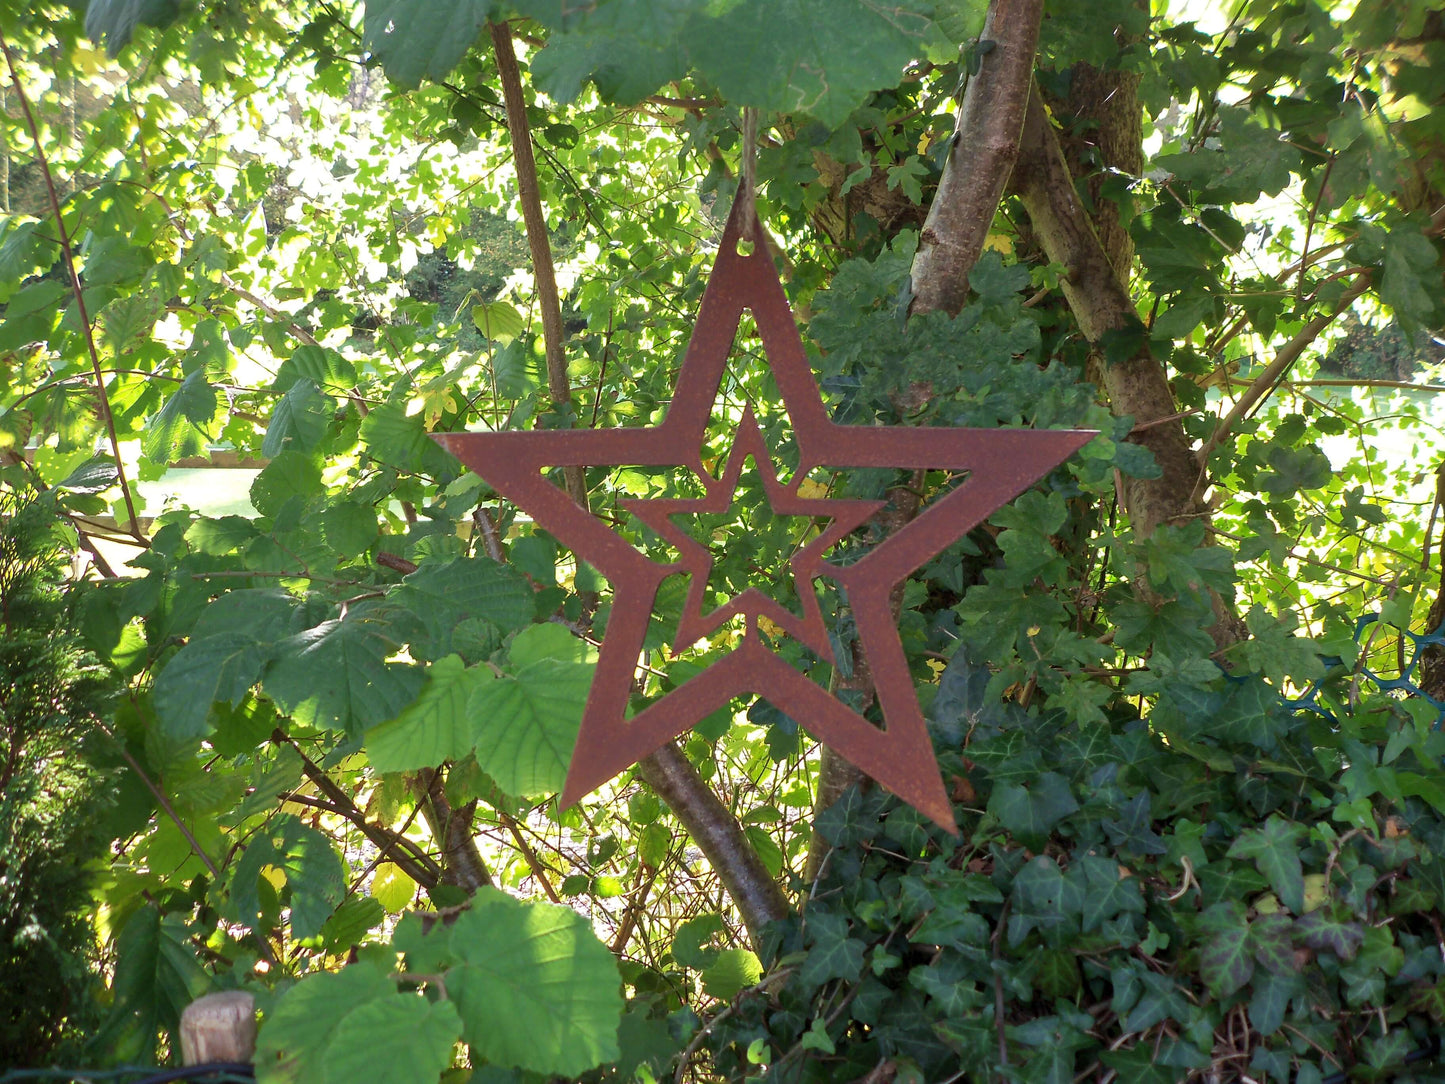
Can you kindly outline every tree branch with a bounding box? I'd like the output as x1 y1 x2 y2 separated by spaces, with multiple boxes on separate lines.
416 766 493 893
490 21 588 511
909 0 1046 316
808 0 1044 870
637 742 789 948
1 32 143 542
1192 274 1372 494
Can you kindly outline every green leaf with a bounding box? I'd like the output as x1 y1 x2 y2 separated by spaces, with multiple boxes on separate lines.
321 995 462 1084
229 815 345 939
142 370 217 463
363 0 494 89
85 0 182 55
101 905 209 1060
509 621 598 667
799 912 865 987
467 659 592 796
1072 855 1146 933
987 771 1078 850
262 378 332 457
250 451 323 518
418 887 622 1076
1227 815 1306 913
394 556 535 654
277 345 357 392
1199 915 1254 997
702 948 763 999
153 632 269 740
472 300 525 342
366 654 492 772
688 0 935 127
672 913 725 970
256 963 459 1084
264 615 425 734
1295 907 1365 961
320 501 380 558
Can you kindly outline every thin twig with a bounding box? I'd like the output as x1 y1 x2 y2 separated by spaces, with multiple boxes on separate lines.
0 33 143 541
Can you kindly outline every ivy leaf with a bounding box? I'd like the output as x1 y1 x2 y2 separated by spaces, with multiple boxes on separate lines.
263 615 425 735
1071 855 1146 933
362 0 495 90
1295 907 1365 961
1248 969 1299 1036
142 370 217 463
467 659 592 796
1227 815 1306 913
228 815 345 939
987 771 1078 851
1200 915 1254 997
1250 912 1298 976
421 888 622 1076
366 654 492 772
1102 792 1168 857
153 632 269 741
799 912 866 987
262 378 332 457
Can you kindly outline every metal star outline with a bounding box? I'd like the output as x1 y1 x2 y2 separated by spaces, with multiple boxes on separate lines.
436 198 1094 830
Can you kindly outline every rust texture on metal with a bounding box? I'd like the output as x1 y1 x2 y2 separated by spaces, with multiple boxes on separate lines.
436 197 1095 831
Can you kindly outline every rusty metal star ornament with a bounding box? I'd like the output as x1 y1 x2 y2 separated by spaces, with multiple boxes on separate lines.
436 197 1094 831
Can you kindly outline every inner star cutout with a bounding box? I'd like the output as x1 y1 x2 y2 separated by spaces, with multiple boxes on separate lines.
436 197 1095 830
621 407 884 663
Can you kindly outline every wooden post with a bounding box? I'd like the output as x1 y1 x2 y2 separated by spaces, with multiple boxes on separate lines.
179 991 256 1066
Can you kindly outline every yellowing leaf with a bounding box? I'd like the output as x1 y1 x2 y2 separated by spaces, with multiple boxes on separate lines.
372 862 417 913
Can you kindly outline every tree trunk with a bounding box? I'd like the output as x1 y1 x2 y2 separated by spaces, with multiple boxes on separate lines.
805 0 1046 881
1010 82 1245 648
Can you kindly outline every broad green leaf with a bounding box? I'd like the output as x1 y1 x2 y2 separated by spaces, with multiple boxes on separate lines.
363 0 494 89
371 862 417 914
250 451 324 518
468 659 592 796
142 371 217 463
509 620 598 667
702 948 762 999
85 0 182 55
264 616 425 734
672 913 725 970
425 888 622 1076
1227 815 1306 913
322 995 462 1084
262 378 332 457
153 632 269 740
255 964 424 1084
229 815 345 939
320 896 386 952
359 400 433 470
366 655 492 772
320 501 379 558
472 300 525 342
276 345 357 392
100 905 209 1061
394 555 535 653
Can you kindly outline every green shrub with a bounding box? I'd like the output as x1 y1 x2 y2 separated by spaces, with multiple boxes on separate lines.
0 492 115 1065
